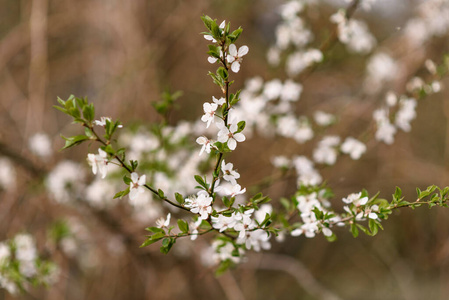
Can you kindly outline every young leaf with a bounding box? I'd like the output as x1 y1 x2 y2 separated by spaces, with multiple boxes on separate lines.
177 219 189 234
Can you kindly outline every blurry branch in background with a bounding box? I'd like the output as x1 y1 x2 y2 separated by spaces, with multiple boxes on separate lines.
25 0 48 136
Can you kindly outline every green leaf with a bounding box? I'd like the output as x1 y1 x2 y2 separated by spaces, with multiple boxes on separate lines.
175 192 185 205
82 103 95 123
160 237 176 254
194 175 207 189
325 234 337 242
350 223 359 238
113 187 130 199
236 121 246 133
201 15 214 31
177 219 189 233
158 189 165 199
145 227 165 233
229 27 243 42
394 186 402 201
123 175 132 185
140 231 165 248
61 135 90 150
368 219 379 236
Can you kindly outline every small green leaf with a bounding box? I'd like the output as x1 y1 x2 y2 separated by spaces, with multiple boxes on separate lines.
368 219 379 236
350 223 359 238
61 135 90 150
113 187 130 199
158 189 165 199
175 192 185 205
177 219 189 233
145 227 165 233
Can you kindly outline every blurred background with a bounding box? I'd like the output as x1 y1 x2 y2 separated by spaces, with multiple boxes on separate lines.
1 0 449 299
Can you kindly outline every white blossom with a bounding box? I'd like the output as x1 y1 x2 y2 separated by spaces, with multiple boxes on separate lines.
314 111 335 126
94 117 123 128
196 136 212 156
341 137 367 160
313 136 340 165
221 160 240 185
129 172 146 201
280 80 303 102
216 119 246 151
241 229 271 252
227 44 249 73
87 148 108 178
395 97 417 132
212 214 237 232
286 49 323 76
29 133 52 159
185 191 213 219
156 213 171 228
342 192 368 206
263 79 283 101
0 158 16 191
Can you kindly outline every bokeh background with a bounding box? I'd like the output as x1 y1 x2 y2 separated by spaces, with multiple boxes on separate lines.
1 0 449 299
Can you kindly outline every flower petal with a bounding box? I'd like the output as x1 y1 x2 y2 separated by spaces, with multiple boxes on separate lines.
228 138 237 150
229 44 237 56
238 45 249 57
231 61 241 73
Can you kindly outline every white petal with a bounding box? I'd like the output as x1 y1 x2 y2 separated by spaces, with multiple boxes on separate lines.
208 56 218 64
98 148 107 158
233 133 246 142
238 45 249 57
219 20 226 29
228 138 237 150
368 212 378 219
322 228 332 237
359 197 368 205
196 136 207 144
131 172 138 183
231 61 241 73
229 44 237 56
138 175 146 185
129 188 138 200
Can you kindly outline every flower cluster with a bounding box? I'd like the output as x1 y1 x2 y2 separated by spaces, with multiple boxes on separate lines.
0 234 58 294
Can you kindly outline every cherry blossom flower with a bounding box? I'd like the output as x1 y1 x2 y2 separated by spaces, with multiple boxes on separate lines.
227 44 249 73
216 119 246 151
29 133 52 159
211 214 237 232
201 102 218 128
184 191 213 219
314 111 335 127
129 172 146 200
87 148 108 178
94 117 123 128
196 136 212 156
341 137 367 160
280 79 303 102
234 210 256 239
221 160 240 185
218 183 246 198
342 192 368 206
313 136 340 165
190 219 203 241
156 213 171 228
212 96 226 106
241 229 271 252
